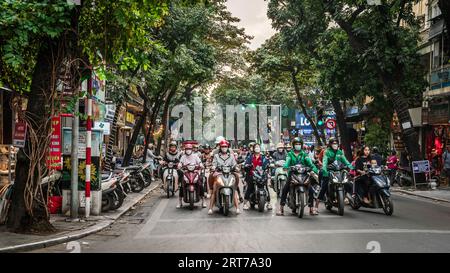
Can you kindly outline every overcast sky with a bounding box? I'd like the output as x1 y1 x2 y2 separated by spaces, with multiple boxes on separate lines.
225 0 277 50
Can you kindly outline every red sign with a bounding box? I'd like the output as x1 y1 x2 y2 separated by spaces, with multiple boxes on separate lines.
47 116 62 170
325 119 337 130
13 120 27 148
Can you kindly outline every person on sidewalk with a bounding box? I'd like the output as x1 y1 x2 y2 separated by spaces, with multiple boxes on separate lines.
443 146 450 185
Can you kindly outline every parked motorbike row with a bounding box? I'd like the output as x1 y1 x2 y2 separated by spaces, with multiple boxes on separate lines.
101 159 155 212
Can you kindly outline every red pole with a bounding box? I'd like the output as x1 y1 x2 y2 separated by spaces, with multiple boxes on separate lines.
85 74 92 218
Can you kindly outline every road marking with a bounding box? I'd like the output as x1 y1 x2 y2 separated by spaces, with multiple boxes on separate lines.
134 198 169 239
156 214 339 223
140 228 450 239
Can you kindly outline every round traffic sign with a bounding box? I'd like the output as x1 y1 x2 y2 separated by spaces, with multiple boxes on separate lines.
325 119 337 129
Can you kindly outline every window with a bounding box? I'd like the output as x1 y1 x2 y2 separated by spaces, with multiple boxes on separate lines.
432 40 441 69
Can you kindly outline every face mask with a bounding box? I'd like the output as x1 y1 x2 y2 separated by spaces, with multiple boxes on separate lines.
185 150 192 155
254 147 261 153
294 145 302 151
277 149 284 153
332 144 339 150
221 147 228 153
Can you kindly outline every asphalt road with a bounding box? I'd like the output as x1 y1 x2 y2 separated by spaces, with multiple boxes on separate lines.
32 182 450 253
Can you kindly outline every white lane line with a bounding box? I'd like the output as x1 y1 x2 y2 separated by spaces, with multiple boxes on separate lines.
140 229 450 239
156 214 339 223
134 198 169 239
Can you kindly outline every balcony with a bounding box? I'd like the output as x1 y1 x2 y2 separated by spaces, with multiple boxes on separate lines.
427 65 450 97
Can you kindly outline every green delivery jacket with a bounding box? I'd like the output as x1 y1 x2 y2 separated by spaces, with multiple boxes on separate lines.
283 150 319 175
322 148 354 177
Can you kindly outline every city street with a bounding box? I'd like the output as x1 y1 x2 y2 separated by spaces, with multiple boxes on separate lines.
32 182 450 253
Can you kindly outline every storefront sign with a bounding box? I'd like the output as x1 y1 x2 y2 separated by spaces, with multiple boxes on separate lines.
412 160 430 174
105 104 116 122
94 121 110 135
12 120 27 148
126 112 135 124
47 116 62 170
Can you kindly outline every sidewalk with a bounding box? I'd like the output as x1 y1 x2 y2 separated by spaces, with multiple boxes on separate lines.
0 181 160 253
392 186 450 203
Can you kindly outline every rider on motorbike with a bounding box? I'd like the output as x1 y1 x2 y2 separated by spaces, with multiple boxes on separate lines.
243 143 272 210
208 139 240 215
317 138 354 211
177 143 205 209
160 141 182 190
272 143 287 161
276 137 319 216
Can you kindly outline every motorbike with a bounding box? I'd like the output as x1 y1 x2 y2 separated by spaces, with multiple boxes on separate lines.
162 161 177 198
248 165 270 212
349 164 394 216
127 165 145 193
272 160 287 198
215 165 236 216
181 164 202 210
325 160 350 216
101 172 121 212
286 164 312 218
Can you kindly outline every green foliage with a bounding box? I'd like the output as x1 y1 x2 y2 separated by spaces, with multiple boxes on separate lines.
364 122 390 155
0 0 74 93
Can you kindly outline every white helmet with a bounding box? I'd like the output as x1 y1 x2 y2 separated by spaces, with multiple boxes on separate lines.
276 143 285 149
215 136 225 144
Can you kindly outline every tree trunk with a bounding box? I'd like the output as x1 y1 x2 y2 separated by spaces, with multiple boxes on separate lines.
7 37 61 232
157 88 177 154
122 87 149 167
291 72 325 146
331 98 352 161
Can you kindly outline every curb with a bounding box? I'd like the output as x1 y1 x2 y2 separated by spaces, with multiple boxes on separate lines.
392 189 450 204
0 181 160 253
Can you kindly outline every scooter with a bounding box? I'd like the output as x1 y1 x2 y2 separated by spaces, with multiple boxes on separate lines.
325 160 350 216
248 165 270 212
272 160 287 198
286 164 311 218
181 164 202 210
101 172 120 212
215 165 236 216
162 161 177 198
349 165 394 216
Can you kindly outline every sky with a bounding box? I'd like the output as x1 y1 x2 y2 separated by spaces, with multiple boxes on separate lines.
225 0 277 50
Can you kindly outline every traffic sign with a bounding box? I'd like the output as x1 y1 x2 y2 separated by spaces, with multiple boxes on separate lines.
325 119 337 130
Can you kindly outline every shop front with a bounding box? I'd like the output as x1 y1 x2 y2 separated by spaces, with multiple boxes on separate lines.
422 97 450 172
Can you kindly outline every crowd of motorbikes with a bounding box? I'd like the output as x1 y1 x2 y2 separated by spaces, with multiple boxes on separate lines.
100 158 157 212
98 143 393 218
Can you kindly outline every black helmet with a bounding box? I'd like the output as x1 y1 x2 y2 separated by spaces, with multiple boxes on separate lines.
203 143 211 149
291 137 303 146
328 137 338 146
372 147 379 154
169 140 177 147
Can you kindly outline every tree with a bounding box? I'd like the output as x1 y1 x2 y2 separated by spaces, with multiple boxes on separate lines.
252 34 326 146
267 0 427 161
1 0 168 232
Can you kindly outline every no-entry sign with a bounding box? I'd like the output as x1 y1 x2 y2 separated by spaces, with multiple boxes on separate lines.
325 119 337 130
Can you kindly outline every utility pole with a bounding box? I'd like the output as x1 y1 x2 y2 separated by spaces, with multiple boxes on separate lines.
70 100 79 219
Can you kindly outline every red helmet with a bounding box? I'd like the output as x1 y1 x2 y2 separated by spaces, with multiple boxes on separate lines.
219 140 230 147
185 143 193 149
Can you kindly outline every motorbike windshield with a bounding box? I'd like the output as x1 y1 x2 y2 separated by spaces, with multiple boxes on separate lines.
328 160 345 171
